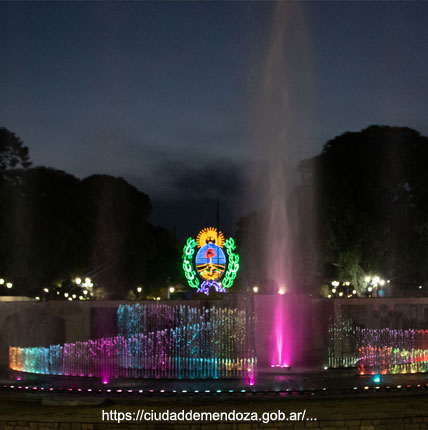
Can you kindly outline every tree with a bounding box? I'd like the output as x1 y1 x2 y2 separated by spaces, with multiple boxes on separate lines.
302 125 428 292
0 167 82 295
145 225 183 296
0 128 31 178
0 165 182 299
77 174 154 298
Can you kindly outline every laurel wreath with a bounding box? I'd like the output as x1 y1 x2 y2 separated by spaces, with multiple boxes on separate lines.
222 238 240 288
182 237 200 289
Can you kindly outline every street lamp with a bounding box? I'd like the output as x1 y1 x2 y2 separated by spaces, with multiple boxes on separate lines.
168 286 175 299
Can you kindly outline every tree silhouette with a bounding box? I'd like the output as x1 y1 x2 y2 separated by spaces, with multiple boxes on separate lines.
0 128 31 178
304 125 428 292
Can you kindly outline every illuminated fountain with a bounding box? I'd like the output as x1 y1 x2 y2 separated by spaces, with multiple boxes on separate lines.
249 2 315 369
328 317 428 375
9 303 256 380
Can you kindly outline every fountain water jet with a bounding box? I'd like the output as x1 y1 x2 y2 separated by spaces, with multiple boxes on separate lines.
9 303 256 380
248 2 315 368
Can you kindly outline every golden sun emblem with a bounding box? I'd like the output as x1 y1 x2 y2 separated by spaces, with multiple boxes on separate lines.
196 227 225 248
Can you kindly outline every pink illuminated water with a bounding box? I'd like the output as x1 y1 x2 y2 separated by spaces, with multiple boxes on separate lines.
249 3 314 368
273 299 286 367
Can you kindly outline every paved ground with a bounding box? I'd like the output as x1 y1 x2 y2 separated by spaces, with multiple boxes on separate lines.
2 391 428 422
3 366 428 394
3 368 428 427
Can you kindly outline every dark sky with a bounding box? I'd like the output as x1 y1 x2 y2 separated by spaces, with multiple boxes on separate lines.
1 2 428 240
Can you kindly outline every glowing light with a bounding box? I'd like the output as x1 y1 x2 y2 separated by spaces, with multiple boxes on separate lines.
64 293 69 298
327 294 331 298
75 278 82 285
222 238 240 288
9 303 256 380
43 288 49 293
373 374 381 384
419 285 423 290
253 286 259 293
345 282 350 286
329 318 428 375
331 281 339 287
35 297 40 301
380 280 385 286
168 287 175 293
83 290 88 295
72 294 76 299
352 290 357 294
182 238 200 289
367 286 373 292
338 292 343 297
373 276 380 284
196 227 225 248
198 280 225 295
182 228 240 294
332 288 336 293
137 287 142 293
365 276 371 283
0 279 4 284
278 288 286 295
6 282 12 289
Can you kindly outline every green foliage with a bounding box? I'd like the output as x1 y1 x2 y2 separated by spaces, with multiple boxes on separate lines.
182 238 199 289
222 238 240 288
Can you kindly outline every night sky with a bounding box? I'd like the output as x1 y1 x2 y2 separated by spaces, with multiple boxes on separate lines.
1 2 428 240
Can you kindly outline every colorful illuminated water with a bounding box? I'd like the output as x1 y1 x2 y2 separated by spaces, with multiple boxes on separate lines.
9 303 256 380
328 317 428 374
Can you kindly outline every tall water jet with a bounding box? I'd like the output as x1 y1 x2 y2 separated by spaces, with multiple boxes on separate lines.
248 2 315 367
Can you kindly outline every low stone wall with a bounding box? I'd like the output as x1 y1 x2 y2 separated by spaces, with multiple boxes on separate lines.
0 301 91 367
333 297 428 329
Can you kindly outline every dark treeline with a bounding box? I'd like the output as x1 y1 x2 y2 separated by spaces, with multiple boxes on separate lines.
237 125 428 295
0 128 182 299
3 125 428 298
